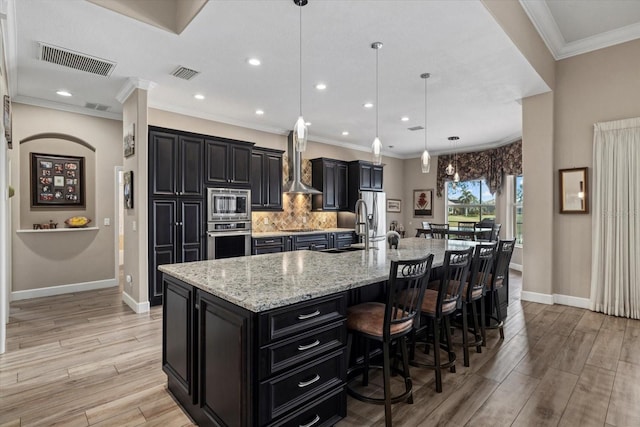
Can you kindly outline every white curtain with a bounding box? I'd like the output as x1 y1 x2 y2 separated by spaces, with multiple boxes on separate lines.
590 117 640 319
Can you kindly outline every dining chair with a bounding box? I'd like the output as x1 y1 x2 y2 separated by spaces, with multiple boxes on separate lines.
408 247 473 392
455 221 477 241
346 254 434 427
429 223 449 240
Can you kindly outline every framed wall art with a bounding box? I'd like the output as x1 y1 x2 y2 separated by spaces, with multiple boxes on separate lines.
124 123 135 157
31 153 85 208
123 171 133 209
559 167 588 214
386 199 401 213
4 95 11 149
413 189 433 217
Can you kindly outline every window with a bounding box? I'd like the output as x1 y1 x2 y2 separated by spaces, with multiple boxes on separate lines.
514 175 523 244
446 180 495 226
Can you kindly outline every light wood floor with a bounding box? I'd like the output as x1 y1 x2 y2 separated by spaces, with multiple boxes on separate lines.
1 272 639 426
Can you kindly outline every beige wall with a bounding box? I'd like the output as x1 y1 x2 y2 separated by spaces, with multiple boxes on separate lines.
11 104 121 291
552 39 640 298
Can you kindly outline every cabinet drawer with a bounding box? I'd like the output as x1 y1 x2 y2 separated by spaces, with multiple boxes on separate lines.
255 237 286 247
268 386 346 427
259 350 346 425
255 246 284 255
294 233 329 243
259 294 346 345
260 320 346 379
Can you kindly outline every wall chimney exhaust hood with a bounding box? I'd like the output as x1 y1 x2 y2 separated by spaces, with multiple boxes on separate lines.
283 131 321 194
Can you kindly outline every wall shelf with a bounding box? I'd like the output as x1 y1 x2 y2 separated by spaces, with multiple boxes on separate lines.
16 227 99 234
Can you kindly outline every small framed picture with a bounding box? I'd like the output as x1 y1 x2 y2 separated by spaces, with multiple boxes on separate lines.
386 199 401 213
413 189 433 217
123 171 133 209
4 95 12 149
124 123 135 157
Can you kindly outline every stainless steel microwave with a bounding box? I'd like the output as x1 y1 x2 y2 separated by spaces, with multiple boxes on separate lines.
207 188 251 222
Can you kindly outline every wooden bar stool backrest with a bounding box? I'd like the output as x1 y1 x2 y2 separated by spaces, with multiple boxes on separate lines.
465 243 497 302
436 248 474 317
490 224 502 242
489 239 516 291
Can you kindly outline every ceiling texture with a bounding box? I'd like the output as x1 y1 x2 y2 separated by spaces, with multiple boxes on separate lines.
4 0 640 158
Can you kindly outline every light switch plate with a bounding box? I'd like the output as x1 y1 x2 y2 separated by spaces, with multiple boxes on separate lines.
104 218 110 226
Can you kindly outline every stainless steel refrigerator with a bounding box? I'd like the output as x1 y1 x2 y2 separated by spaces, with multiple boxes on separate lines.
337 191 386 242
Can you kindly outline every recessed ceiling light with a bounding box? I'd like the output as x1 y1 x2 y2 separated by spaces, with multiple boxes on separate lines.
342 131 349 136
247 58 261 66
315 83 327 90
363 102 374 109
401 116 409 122
56 90 72 97
194 94 205 100
255 109 264 115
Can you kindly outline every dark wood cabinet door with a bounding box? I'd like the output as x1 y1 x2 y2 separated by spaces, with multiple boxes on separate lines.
179 200 204 263
250 152 264 208
336 162 348 210
179 136 204 197
230 144 252 186
360 163 373 190
150 131 178 196
150 199 177 305
163 277 196 403
205 140 229 185
199 292 252 427
265 153 283 208
372 165 383 191
324 161 337 210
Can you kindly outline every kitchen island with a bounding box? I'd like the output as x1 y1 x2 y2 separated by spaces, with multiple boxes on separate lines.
159 238 477 427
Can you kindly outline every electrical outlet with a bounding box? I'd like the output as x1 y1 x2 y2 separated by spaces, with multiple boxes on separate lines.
104 217 110 226
132 221 137 231
263 217 268 225
302 217 307 223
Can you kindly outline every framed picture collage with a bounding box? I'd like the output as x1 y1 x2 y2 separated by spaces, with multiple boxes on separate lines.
31 153 85 208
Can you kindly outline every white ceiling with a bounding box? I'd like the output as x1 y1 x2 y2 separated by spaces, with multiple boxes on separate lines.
5 0 638 158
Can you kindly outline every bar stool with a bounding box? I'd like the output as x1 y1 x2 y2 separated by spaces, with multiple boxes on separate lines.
346 254 433 427
483 239 516 343
458 243 496 367
409 248 473 392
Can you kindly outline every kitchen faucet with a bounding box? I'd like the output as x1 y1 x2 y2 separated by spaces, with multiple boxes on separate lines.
354 199 369 251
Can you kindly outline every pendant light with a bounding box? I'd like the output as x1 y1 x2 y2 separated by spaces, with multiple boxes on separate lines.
420 73 431 173
453 136 460 182
371 42 383 165
446 136 458 175
292 0 308 152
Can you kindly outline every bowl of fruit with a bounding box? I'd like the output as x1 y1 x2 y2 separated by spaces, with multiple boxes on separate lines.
65 216 91 228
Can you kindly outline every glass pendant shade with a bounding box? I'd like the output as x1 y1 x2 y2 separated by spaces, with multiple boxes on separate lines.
293 116 308 152
372 136 382 165
454 171 460 182
421 149 431 173
446 162 455 175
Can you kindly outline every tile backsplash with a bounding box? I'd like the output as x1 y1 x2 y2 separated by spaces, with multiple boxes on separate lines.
251 157 338 232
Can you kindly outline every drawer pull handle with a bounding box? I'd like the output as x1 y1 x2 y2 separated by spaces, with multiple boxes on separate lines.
297 340 321 351
297 310 321 320
299 415 320 427
298 374 320 388
264 240 275 243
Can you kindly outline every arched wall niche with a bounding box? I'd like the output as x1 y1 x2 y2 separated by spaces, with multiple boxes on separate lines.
18 133 96 229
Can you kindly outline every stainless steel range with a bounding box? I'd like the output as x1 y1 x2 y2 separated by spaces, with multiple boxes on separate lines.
206 188 252 259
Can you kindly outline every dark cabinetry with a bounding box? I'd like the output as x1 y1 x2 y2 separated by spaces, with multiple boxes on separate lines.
252 236 292 255
334 231 357 249
150 199 204 306
205 139 253 187
162 276 347 426
348 160 383 192
150 130 204 197
293 233 330 251
251 148 284 211
311 158 348 211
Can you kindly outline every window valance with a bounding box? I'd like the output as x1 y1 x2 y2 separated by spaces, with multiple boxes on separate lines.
436 140 522 197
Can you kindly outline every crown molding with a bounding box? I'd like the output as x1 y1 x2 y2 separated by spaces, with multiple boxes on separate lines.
520 0 640 60
115 77 157 104
12 96 122 121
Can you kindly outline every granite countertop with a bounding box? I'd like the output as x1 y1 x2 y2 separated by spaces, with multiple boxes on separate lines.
252 228 355 238
159 237 477 313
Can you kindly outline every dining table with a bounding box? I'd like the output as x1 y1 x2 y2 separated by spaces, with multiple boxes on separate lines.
415 225 493 240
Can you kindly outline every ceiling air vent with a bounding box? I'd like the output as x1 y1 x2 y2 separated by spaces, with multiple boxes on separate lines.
85 102 111 112
408 126 424 131
38 42 116 76
171 66 200 80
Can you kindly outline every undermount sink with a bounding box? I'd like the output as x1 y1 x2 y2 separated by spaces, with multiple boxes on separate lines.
320 246 365 254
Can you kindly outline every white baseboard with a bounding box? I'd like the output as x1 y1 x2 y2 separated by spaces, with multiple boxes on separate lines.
520 291 554 305
11 279 117 301
122 291 150 314
509 263 523 272
553 294 591 309
521 290 591 309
